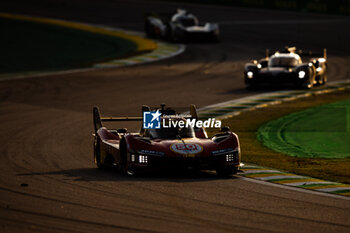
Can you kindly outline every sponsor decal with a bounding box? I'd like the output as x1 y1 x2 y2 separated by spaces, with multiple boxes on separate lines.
211 147 235 155
138 149 165 156
163 117 221 128
170 143 203 155
142 110 221 129
143 110 161 129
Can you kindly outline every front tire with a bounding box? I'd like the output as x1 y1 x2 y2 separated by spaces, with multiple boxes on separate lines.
121 150 136 176
246 83 257 90
300 75 314 89
216 166 237 177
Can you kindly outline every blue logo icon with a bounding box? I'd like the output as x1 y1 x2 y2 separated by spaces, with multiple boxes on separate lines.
143 110 161 129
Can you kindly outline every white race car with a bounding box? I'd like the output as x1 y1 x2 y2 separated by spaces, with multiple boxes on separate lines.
145 9 219 42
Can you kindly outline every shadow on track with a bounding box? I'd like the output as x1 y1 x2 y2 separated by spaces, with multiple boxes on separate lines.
16 167 240 182
219 84 329 95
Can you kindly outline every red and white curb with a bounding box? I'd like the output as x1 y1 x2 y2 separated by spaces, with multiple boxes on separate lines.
197 80 350 197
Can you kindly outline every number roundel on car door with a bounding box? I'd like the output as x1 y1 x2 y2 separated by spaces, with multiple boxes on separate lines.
170 143 203 155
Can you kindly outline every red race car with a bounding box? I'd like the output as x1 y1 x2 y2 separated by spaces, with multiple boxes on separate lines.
93 104 241 176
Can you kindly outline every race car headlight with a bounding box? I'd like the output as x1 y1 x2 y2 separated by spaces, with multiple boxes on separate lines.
247 71 254 79
298 71 306 79
226 154 235 162
139 155 148 164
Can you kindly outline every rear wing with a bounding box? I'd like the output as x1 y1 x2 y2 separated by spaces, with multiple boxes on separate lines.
93 104 199 132
298 48 327 59
93 106 143 133
265 47 327 59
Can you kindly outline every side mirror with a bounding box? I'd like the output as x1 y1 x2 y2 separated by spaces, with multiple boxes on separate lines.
117 128 127 134
220 126 230 132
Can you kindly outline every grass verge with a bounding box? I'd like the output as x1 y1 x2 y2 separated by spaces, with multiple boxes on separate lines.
258 98 350 159
0 13 157 74
209 89 350 184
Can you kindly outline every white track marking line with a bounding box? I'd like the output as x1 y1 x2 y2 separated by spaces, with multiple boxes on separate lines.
286 181 334 186
315 187 350 192
241 169 282 174
241 176 350 200
257 175 304 181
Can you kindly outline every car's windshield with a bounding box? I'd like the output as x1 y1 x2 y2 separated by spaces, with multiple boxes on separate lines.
147 126 195 139
179 17 197 27
269 56 300 68
172 13 198 27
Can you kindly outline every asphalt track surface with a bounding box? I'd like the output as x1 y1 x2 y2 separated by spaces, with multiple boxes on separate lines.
1 0 350 232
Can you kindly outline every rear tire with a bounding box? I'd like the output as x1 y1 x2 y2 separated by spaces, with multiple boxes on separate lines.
300 76 314 89
246 84 257 90
94 137 106 169
316 73 327 86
